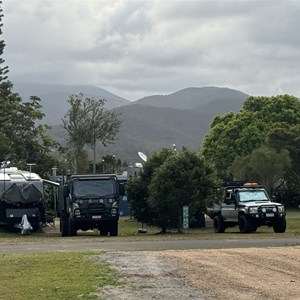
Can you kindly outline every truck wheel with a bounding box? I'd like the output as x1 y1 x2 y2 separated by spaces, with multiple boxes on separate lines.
213 215 225 233
99 227 109 236
60 214 69 237
110 221 118 236
31 223 40 232
239 215 252 233
68 217 77 236
273 217 286 233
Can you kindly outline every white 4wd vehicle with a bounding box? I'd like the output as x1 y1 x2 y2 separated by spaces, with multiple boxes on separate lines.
207 182 286 233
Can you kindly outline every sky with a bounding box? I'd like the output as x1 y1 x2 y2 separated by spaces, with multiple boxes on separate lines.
2 0 300 101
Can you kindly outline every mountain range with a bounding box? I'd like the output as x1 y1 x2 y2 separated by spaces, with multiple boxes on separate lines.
13 82 249 165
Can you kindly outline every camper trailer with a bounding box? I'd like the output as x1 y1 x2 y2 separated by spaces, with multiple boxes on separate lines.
0 166 45 231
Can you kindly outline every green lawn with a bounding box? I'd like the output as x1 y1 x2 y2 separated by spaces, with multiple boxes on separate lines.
0 209 299 240
0 209 299 299
0 252 118 300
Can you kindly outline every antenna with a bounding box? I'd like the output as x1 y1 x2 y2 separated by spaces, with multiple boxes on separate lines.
138 152 148 162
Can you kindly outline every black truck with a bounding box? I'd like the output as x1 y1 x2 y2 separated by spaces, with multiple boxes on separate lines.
58 173 124 236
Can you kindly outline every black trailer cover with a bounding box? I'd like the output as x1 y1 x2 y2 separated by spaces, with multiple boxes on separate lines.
0 183 43 204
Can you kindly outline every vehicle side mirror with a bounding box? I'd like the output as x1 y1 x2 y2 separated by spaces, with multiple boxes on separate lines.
225 194 236 204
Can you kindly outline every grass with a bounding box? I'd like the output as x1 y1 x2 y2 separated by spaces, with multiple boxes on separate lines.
0 252 118 300
0 210 298 300
0 209 299 241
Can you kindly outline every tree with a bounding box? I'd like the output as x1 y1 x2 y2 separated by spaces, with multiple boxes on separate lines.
231 146 291 196
0 1 8 83
202 95 300 180
126 148 220 233
267 125 300 207
126 148 175 227
0 4 58 177
148 149 220 232
62 93 122 173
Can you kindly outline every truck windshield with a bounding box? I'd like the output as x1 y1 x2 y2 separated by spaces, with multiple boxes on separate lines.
72 179 115 197
239 190 269 202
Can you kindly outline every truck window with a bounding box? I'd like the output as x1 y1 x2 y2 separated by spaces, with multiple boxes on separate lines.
239 190 269 202
72 179 115 197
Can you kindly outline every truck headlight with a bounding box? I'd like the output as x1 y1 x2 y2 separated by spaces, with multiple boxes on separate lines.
248 206 258 213
111 208 118 215
278 206 285 213
74 209 81 217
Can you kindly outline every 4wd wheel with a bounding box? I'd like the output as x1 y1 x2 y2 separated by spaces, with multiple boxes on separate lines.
273 217 286 233
239 214 252 233
213 215 225 233
110 221 118 236
68 217 77 236
60 214 69 237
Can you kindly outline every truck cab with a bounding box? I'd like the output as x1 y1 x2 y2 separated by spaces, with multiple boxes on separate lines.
59 174 124 236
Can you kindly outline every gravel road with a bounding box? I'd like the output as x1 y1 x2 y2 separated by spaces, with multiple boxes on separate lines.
1 224 300 299
99 246 300 300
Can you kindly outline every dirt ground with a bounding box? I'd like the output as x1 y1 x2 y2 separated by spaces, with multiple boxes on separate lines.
99 246 300 300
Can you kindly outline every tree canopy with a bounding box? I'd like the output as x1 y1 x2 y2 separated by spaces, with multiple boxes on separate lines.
126 148 220 233
62 93 122 173
231 146 291 196
202 95 300 181
0 4 58 176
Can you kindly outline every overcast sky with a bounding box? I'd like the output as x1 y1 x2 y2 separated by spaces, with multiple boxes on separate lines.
2 0 300 101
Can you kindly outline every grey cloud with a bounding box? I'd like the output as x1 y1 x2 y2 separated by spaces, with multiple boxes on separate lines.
2 0 300 100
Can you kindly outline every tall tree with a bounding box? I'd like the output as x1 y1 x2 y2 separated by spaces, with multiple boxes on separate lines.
231 146 291 196
148 149 220 233
0 3 58 177
126 148 175 227
127 148 220 233
202 95 300 180
62 93 122 173
0 1 8 83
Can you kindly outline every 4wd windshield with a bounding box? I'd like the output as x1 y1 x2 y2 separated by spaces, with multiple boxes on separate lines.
72 178 115 197
239 190 269 202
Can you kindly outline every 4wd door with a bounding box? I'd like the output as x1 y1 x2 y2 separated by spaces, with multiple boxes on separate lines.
221 192 238 222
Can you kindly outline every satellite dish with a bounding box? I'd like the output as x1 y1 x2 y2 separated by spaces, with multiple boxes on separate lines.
138 152 148 162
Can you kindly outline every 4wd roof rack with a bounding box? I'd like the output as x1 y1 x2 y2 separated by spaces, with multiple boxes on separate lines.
224 181 247 187
224 181 265 190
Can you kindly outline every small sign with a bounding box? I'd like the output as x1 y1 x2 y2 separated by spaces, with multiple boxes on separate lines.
183 206 189 230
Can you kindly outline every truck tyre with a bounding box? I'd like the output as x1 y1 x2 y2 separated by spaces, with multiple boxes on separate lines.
110 221 118 236
273 217 286 233
99 226 109 236
31 223 40 232
213 215 225 233
60 214 69 237
68 217 77 236
239 214 252 233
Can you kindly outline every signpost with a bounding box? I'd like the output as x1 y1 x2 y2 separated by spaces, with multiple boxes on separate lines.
183 205 189 230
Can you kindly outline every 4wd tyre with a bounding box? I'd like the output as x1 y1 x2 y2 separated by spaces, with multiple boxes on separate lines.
110 221 118 236
213 215 225 233
239 214 252 233
273 217 287 233
68 217 77 236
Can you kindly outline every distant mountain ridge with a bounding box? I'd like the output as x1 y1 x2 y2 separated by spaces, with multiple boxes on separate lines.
13 82 250 163
13 82 130 125
135 86 249 110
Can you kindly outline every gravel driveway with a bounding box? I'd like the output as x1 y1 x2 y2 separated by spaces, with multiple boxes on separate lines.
98 246 300 300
